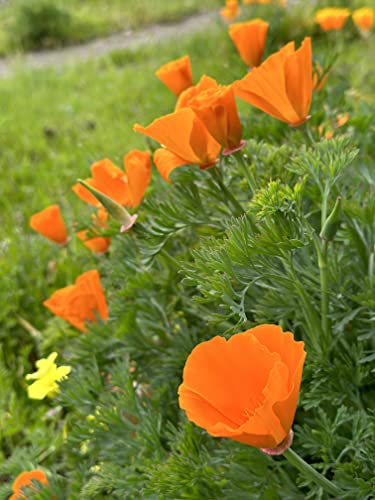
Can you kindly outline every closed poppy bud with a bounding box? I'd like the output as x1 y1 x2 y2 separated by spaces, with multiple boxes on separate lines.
314 8 350 32
352 7 374 33
43 269 108 332
234 37 313 127
229 19 269 69
10 470 49 500
134 108 221 175
188 84 245 155
179 324 306 450
155 55 193 96
320 196 342 241
78 180 137 232
30 204 68 244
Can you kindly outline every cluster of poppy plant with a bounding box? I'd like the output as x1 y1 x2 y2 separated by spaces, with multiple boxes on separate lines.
19 2 373 497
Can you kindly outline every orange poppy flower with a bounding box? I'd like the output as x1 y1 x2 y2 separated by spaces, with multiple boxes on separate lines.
29 204 68 244
234 37 313 126
220 0 240 21
134 108 221 180
352 7 374 32
43 269 108 332
187 82 244 155
314 8 350 32
155 55 193 96
179 324 306 450
10 469 48 500
229 19 269 68
72 153 151 209
175 75 218 111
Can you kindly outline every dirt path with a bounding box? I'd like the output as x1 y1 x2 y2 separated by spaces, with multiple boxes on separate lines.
0 10 217 79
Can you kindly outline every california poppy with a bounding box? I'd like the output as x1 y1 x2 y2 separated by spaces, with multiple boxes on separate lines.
134 108 221 180
229 19 269 68
352 7 374 33
43 269 108 332
179 324 306 450
25 352 71 400
29 204 68 244
72 152 151 209
234 37 313 126
188 82 245 155
176 75 218 111
10 470 49 500
220 0 240 22
314 8 350 32
155 55 193 96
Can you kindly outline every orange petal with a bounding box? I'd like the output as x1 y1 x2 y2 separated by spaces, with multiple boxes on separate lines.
77 230 111 254
153 148 188 182
91 159 130 206
72 179 101 206
284 37 313 124
123 149 152 207
30 204 68 244
175 75 218 111
155 55 193 96
229 19 269 68
179 334 281 431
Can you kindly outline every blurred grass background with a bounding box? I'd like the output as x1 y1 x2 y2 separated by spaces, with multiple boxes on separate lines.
0 0 222 54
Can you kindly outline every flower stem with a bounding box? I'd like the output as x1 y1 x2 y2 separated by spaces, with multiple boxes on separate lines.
313 234 330 346
283 448 342 497
210 166 244 216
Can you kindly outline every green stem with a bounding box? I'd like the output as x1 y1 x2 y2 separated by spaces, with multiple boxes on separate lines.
284 448 342 497
236 152 257 195
210 167 244 216
314 234 330 342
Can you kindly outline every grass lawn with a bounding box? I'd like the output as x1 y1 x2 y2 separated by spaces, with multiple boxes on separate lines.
0 0 222 55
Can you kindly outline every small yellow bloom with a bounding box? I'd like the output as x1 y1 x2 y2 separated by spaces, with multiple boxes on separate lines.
25 352 71 400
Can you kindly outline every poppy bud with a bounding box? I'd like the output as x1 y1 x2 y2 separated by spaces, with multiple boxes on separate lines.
78 180 137 231
320 197 342 241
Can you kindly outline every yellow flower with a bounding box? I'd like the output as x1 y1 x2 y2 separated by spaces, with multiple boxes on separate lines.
25 352 71 400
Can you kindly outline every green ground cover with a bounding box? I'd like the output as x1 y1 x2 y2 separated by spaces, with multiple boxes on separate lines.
0 1 374 498
0 0 221 55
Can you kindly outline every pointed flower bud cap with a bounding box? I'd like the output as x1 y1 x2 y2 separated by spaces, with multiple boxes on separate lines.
78 180 136 231
320 196 342 241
